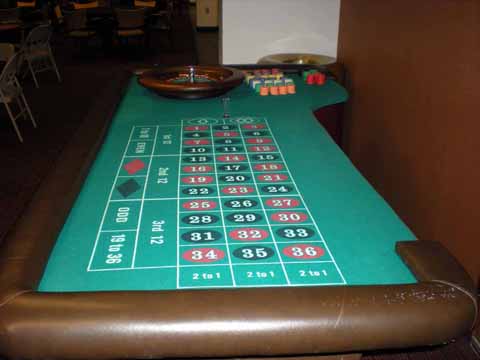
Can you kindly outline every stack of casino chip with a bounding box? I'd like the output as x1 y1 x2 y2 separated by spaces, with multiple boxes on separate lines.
243 69 296 96
303 70 327 85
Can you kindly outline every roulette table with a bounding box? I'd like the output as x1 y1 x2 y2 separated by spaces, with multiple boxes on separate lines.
0 67 476 360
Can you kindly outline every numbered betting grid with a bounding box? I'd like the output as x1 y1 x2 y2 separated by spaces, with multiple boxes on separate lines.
87 117 346 289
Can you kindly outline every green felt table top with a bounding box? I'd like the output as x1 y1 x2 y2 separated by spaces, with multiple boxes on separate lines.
39 74 416 292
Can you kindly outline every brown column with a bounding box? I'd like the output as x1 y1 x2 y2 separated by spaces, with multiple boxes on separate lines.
337 1 480 287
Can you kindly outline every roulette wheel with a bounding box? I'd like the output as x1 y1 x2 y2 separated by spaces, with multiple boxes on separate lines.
137 65 245 99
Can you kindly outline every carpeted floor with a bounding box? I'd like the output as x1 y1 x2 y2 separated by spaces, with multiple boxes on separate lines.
0 6 477 360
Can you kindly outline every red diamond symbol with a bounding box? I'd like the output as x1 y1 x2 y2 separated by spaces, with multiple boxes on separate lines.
123 159 145 175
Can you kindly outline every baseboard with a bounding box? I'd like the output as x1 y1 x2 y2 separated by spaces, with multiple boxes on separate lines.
196 26 218 31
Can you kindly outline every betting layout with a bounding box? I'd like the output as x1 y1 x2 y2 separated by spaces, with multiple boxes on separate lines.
87 117 346 289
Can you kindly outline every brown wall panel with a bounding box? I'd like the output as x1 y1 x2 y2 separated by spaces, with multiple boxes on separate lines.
337 1 480 284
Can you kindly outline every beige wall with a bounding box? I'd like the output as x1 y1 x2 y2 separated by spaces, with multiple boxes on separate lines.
221 0 340 64
337 1 480 284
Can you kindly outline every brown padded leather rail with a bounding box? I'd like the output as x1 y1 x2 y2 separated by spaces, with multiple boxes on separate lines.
224 356 361 360
0 282 476 359
0 71 477 360
396 241 477 298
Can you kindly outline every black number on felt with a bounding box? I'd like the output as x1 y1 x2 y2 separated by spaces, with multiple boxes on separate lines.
182 230 222 242
216 146 243 153
276 227 315 239
224 199 258 209
226 212 262 223
182 214 219 225
213 125 237 130
182 187 215 196
218 164 248 172
252 154 279 161
184 147 210 153
215 138 240 145
261 185 293 193
183 156 211 163
220 175 250 183
184 132 209 138
232 246 274 260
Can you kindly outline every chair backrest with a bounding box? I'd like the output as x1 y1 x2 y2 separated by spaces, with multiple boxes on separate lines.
134 0 155 8
72 0 98 9
23 24 52 50
97 0 110 7
53 4 63 24
0 42 15 62
16 0 36 8
0 7 18 23
63 9 87 31
0 52 22 94
114 7 145 29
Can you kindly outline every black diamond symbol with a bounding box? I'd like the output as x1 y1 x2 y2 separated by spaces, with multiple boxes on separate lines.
117 179 141 198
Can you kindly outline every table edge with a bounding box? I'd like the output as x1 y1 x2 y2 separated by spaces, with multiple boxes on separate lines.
0 69 476 359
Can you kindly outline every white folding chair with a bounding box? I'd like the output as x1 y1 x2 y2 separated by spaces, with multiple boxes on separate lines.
0 52 36 142
20 24 61 88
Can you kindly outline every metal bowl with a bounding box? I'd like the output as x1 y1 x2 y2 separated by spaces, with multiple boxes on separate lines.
257 53 336 66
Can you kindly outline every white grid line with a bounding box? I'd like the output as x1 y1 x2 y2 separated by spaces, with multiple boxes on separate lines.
178 240 327 247
238 122 291 285
133 124 183 128
179 223 315 229
178 282 341 289
204 120 237 287
179 170 289 176
87 127 137 271
109 194 304 202
175 124 184 288
100 229 137 233
131 126 159 268
125 154 181 158
118 175 147 178
88 119 345 287
265 118 347 285
88 259 335 272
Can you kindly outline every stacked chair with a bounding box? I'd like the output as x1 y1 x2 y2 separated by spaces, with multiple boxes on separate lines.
0 7 24 42
19 24 62 88
0 7 19 23
114 7 146 47
0 23 61 142
142 0 173 49
62 9 98 50
0 51 36 142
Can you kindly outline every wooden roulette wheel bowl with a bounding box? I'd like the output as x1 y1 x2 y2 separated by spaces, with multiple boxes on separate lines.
137 65 245 99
